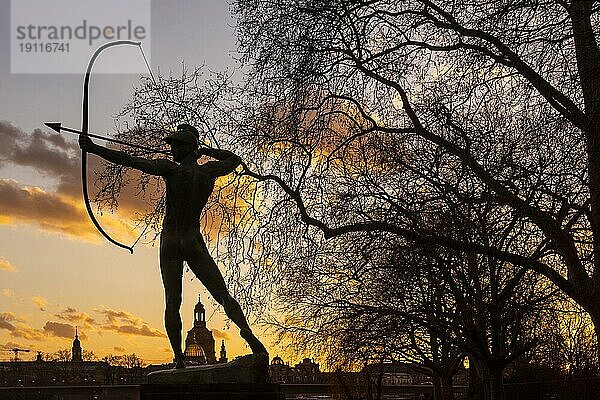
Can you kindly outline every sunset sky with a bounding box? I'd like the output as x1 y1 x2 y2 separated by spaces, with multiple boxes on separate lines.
0 0 281 365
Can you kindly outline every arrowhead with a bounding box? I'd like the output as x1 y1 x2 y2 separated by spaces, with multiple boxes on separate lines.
44 122 62 133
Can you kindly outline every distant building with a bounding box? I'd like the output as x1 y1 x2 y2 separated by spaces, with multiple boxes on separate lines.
294 357 321 383
183 295 227 365
0 297 233 387
268 356 438 387
269 356 322 383
355 360 465 396
269 356 289 383
0 330 110 386
71 327 83 363
219 340 228 363
360 363 425 385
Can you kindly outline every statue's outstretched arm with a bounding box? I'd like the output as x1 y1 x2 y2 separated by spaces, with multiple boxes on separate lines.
80 135 175 176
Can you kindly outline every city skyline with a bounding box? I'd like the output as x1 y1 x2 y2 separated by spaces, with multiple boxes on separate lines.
1 292 231 365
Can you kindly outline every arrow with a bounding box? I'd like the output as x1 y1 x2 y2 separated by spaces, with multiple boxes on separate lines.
44 122 172 156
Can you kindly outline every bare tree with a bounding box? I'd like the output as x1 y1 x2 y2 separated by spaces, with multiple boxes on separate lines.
531 297 599 377
227 0 600 363
250 193 554 399
52 349 71 362
102 354 121 366
82 350 96 362
121 353 144 369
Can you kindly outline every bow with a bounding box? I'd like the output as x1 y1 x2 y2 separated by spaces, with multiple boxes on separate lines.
81 40 155 254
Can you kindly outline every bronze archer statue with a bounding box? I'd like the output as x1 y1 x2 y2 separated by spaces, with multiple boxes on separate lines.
79 124 267 369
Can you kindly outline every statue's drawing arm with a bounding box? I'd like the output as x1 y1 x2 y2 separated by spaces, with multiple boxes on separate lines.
79 135 175 176
200 147 242 177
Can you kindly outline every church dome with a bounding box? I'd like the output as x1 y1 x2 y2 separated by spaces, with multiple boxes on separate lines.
186 343 205 358
272 356 284 365
185 343 207 364
184 294 217 364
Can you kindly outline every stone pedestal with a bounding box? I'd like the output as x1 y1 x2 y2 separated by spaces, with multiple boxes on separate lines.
140 383 285 400
142 354 281 399
147 354 269 385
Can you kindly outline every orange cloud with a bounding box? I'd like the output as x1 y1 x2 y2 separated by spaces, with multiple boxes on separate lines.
96 309 142 326
0 258 17 272
0 121 159 245
31 296 48 311
54 307 97 328
0 312 17 332
212 329 230 340
1 311 82 341
10 324 46 341
108 324 165 337
0 341 26 351
0 179 139 244
0 121 247 247
94 308 165 338
42 322 86 340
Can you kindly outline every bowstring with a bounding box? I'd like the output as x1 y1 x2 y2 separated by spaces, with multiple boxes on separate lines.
139 44 219 150
138 44 177 131
128 44 172 250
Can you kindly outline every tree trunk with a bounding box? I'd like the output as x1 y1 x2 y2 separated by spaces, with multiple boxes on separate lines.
440 374 456 400
571 1 600 364
487 366 505 400
467 357 483 400
433 376 443 400
467 357 485 400
375 367 383 400
472 359 504 400
588 307 600 371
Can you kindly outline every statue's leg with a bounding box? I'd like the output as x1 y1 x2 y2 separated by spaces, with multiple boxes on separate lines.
160 253 185 368
186 241 268 355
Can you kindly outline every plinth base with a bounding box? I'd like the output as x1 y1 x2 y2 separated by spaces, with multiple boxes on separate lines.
140 383 285 400
147 354 269 385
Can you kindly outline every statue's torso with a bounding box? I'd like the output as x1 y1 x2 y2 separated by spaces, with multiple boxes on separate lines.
162 163 215 233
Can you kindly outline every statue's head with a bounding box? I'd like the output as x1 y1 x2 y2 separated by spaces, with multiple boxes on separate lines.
164 124 199 162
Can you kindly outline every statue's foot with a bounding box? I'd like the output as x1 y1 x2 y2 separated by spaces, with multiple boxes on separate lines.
174 356 186 369
240 328 268 355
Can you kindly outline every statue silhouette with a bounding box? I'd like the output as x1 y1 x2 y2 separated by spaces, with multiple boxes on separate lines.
79 124 267 369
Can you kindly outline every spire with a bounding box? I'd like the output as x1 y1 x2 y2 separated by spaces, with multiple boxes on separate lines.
72 326 82 362
219 340 227 363
194 295 206 327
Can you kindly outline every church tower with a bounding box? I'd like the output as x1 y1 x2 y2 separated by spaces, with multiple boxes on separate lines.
184 295 216 364
219 340 227 363
72 327 82 362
